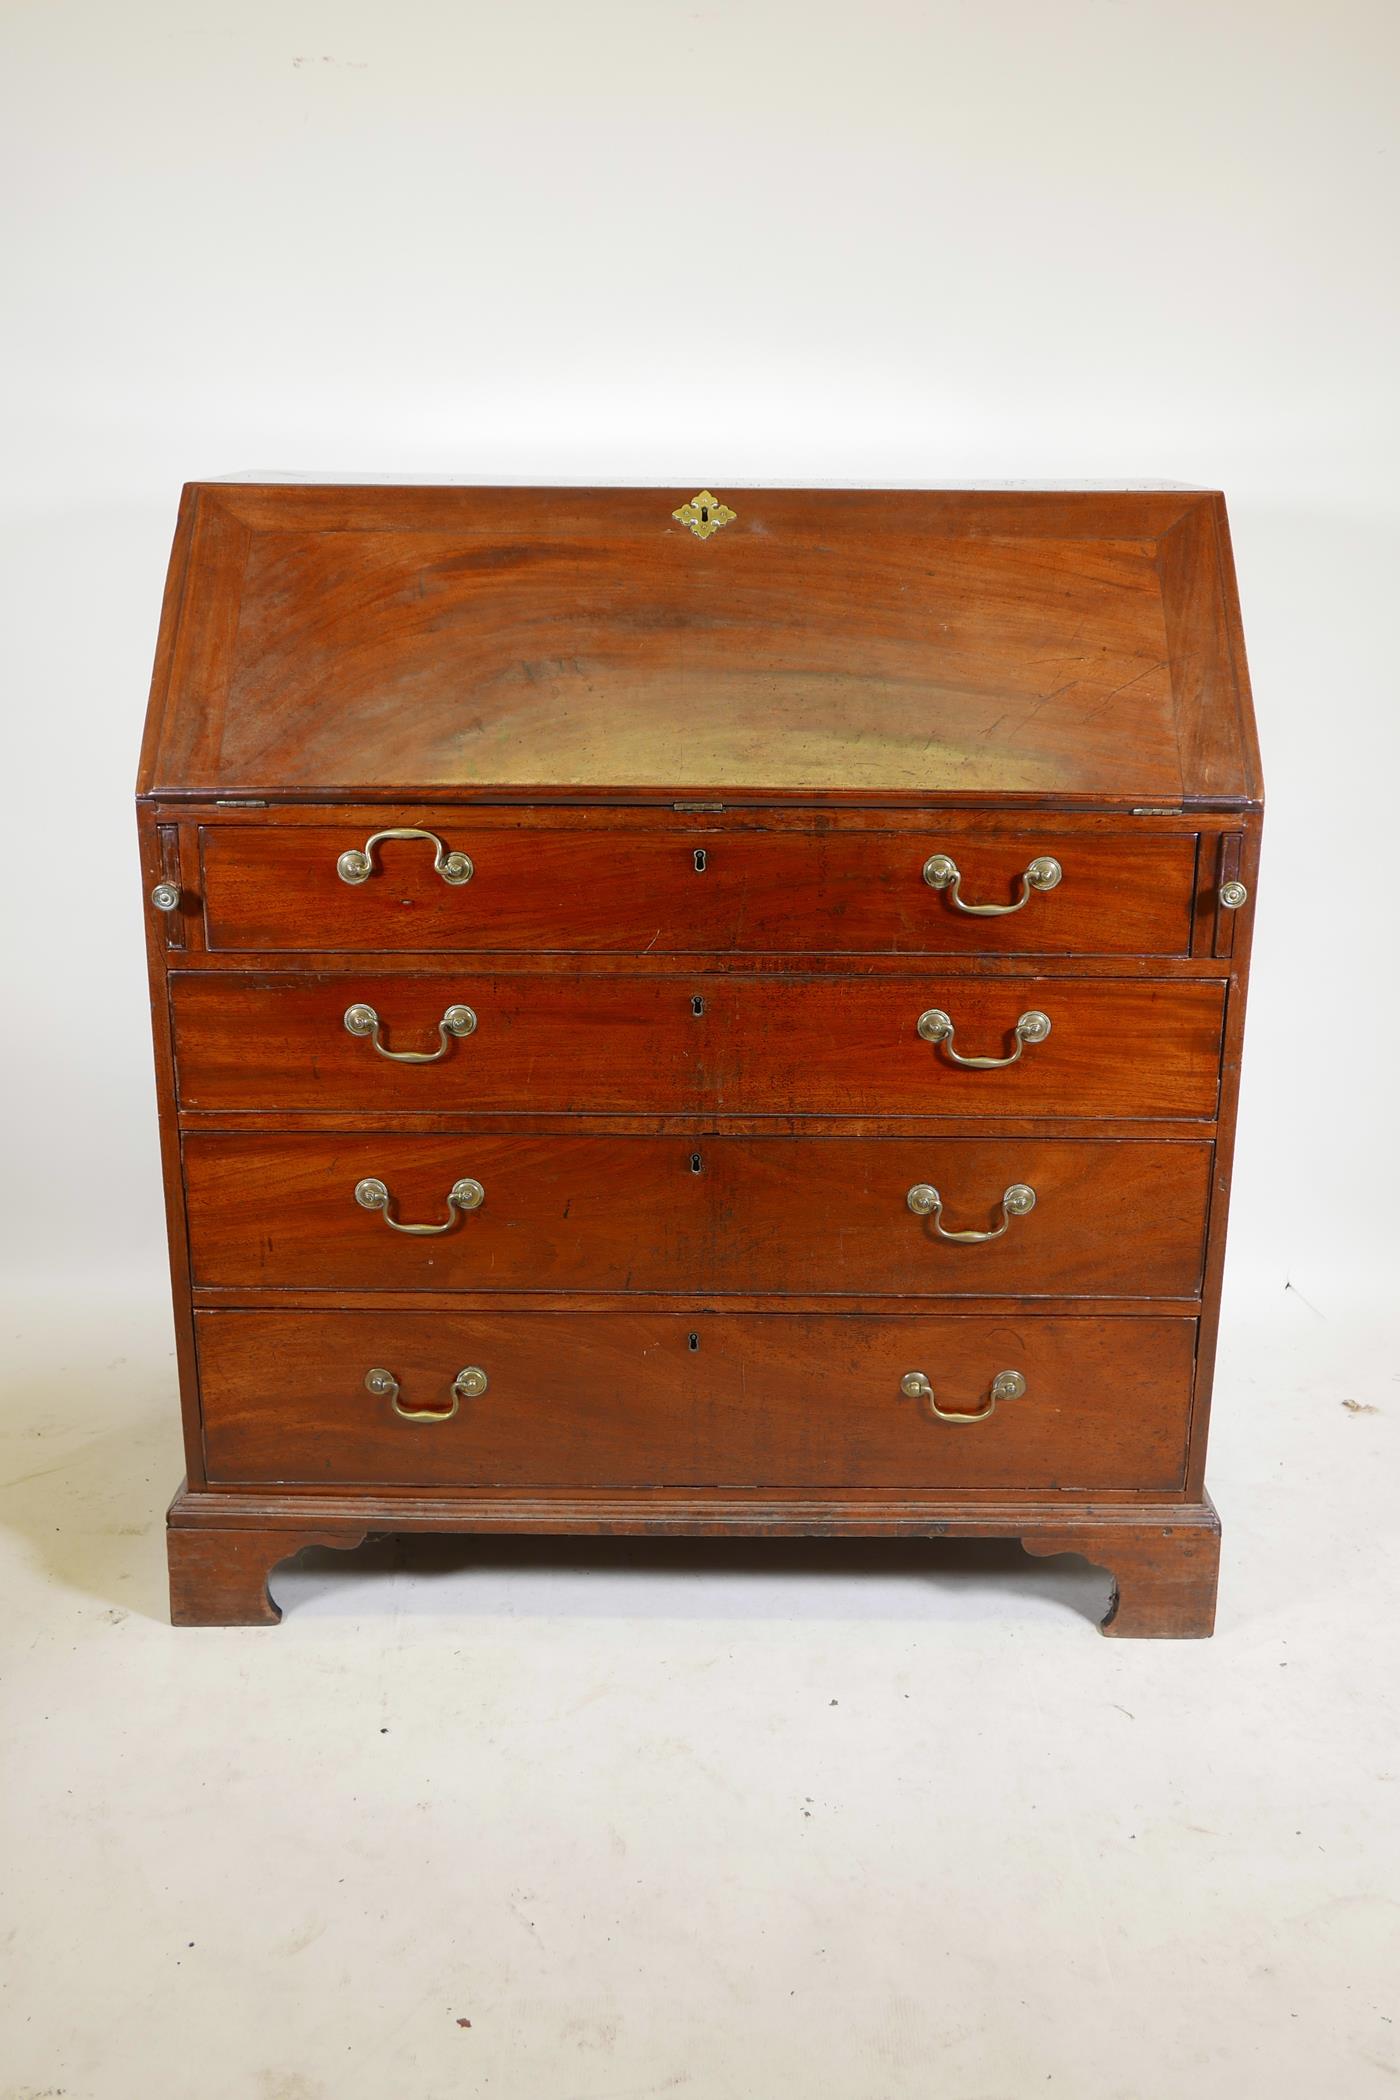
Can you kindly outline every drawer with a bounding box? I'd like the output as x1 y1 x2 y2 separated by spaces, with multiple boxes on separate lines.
184 1133 1213 1298
170 972 1225 1119
196 1310 1196 1489
197 820 1197 957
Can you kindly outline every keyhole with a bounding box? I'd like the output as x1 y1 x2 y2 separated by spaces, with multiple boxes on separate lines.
689 1152 703 1175
693 848 707 873
691 995 705 1017
688 1332 700 1352
700 506 710 524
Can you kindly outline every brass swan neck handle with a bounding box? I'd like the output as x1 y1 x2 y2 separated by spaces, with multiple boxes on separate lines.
337 827 473 886
343 1002 477 1063
906 1182 1037 1242
922 852 1061 915
353 1176 485 1234
900 1369 1027 1424
917 1007 1051 1069
365 1364 487 1423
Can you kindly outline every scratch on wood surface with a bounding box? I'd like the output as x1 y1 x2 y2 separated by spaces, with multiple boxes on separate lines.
1094 659 1169 709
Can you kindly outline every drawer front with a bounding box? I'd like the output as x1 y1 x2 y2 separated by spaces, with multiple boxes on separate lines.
198 822 1196 957
170 972 1225 1119
184 1133 1213 1298
197 1310 1196 1490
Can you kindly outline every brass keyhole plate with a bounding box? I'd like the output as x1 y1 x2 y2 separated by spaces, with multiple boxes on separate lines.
673 490 736 541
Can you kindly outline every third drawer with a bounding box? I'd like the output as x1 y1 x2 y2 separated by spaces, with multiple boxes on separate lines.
184 1132 1213 1297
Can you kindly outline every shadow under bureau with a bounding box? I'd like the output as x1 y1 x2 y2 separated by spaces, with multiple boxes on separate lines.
137 485 1261 1633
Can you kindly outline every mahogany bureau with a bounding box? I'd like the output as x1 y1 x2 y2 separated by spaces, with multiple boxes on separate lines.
138 485 1261 1634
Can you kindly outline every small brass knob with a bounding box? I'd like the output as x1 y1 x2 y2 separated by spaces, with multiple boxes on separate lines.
1219 880 1249 910
150 882 182 912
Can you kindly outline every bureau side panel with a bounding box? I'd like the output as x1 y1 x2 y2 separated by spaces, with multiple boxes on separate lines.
136 802 206 1488
1185 808 1262 1495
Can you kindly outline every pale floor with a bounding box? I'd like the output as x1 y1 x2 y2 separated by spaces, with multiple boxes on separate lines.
0 1278 1396 2100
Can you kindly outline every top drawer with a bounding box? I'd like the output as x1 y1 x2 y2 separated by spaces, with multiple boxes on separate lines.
195 818 1197 957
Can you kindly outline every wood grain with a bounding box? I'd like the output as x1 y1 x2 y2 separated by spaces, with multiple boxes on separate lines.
1024 1510 1220 1637
198 820 1197 957
169 969 1226 1119
164 1484 1219 1632
195 1308 1196 1493
167 1521 368 1626
182 1131 1213 1298
138 486 1257 805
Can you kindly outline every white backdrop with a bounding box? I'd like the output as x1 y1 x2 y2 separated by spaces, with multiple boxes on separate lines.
3 0 1397 1317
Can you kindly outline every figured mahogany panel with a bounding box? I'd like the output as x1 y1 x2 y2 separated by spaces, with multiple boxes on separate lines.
183 1131 1212 1299
169 971 1224 1119
172 970 704 1115
139 485 1257 804
710 975 1224 1119
700 1135 1210 1296
196 1308 1197 1492
198 820 1197 957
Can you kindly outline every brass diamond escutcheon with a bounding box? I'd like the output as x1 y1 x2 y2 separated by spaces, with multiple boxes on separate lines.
673 490 736 541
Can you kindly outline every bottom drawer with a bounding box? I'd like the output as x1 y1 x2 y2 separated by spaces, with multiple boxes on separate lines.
196 1310 1195 1492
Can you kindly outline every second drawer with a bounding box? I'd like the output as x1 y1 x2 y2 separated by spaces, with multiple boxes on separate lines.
184 1132 1213 1297
170 971 1227 1119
